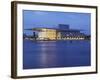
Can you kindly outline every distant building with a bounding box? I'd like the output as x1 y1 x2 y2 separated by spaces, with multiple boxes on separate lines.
58 24 69 30
56 24 85 40
25 24 89 40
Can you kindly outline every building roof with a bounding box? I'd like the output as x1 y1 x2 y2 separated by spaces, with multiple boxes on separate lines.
25 27 83 32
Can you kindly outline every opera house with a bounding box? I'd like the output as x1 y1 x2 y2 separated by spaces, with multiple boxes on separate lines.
24 24 89 40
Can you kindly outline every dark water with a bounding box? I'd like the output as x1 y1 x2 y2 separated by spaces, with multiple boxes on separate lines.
23 40 91 69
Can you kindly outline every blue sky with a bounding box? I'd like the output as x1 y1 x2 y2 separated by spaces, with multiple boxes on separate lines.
23 10 91 35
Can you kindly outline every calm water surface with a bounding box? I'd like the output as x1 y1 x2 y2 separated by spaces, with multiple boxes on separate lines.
23 40 91 69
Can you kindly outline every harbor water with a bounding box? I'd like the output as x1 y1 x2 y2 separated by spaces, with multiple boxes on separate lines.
23 40 91 69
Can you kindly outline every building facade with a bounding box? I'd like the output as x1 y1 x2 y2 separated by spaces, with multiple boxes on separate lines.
38 28 57 40
25 24 89 40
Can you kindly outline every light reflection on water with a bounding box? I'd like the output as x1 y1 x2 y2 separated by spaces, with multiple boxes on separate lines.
23 40 91 69
39 41 57 68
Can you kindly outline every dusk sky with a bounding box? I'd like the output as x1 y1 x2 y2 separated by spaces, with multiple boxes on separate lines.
23 10 91 35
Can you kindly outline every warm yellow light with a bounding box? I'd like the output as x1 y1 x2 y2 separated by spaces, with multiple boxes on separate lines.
38 28 57 40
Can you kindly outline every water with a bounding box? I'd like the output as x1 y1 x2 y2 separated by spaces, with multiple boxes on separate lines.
23 40 91 69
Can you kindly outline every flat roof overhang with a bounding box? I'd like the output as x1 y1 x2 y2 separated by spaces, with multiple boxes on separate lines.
24 28 83 32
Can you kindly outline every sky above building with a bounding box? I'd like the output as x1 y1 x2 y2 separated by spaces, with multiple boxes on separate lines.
23 10 91 35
